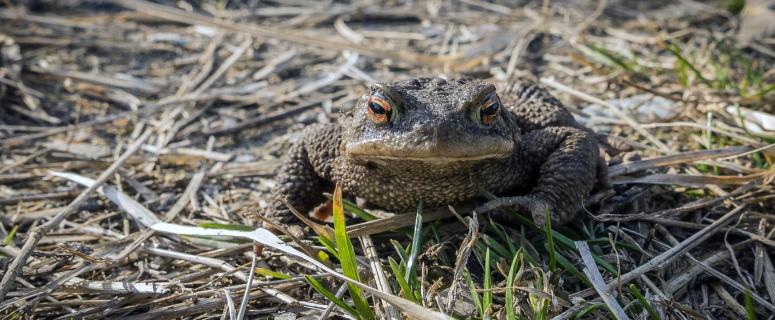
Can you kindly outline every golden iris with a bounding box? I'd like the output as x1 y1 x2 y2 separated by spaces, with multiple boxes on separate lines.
367 93 393 124
480 93 500 125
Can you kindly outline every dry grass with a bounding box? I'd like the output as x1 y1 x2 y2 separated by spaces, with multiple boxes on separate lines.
0 0 774 319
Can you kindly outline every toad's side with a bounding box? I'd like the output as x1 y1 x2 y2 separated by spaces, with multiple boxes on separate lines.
265 78 603 229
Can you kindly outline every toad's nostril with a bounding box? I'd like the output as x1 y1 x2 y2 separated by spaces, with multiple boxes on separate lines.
412 124 440 145
431 127 440 147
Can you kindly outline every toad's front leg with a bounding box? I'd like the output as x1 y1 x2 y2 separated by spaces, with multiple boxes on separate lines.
264 124 339 232
478 127 602 226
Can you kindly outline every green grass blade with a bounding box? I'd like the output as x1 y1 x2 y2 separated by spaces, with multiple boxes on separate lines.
744 290 755 320
579 44 633 71
316 250 331 264
724 0 745 13
332 184 374 319
464 270 483 317
572 303 603 319
479 190 618 275
305 275 360 317
544 209 557 272
590 253 618 275
3 225 18 246
390 239 409 264
555 252 590 286
323 193 378 221
480 234 510 262
490 217 518 257
388 256 418 303
518 226 539 267
505 250 522 320
538 299 550 320
198 222 255 231
317 235 340 261
628 284 659 320
404 203 423 284
254 267 290 280
483 247 493 320
753 82 775 98
666 43 711 86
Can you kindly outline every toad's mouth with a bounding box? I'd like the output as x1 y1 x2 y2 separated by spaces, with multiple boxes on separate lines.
343 139 514 163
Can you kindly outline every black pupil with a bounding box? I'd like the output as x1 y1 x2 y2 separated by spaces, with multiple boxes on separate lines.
369 102 387 114
482 102 499 116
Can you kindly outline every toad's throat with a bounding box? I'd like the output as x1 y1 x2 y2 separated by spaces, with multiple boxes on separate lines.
349 153 509 162
344 140 514 163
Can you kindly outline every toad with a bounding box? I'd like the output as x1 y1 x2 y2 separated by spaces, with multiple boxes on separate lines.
264 78 606 231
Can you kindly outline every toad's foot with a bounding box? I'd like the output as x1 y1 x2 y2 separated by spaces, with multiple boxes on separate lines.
475 195 552 227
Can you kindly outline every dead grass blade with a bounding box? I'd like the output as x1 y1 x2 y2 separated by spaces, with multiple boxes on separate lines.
49 171 161 227
108 0 462 67
163 166 206 221
576 241 630 320
151 223 454 320
0 129 153 301
347 204 475 237
607 146 752 177
763 253 775 307
607 205 747 292
611 172 769 187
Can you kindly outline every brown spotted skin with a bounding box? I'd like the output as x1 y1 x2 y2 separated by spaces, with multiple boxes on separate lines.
266 78 603 227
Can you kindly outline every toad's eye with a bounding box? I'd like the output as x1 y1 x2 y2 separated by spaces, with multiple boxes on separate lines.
367 93 396 124
479 93 500 125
